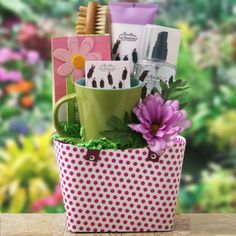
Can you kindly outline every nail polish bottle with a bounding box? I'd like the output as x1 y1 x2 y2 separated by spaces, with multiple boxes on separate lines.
135 25 181 96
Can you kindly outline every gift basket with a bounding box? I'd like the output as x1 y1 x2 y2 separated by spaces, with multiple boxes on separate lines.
52 1 191 233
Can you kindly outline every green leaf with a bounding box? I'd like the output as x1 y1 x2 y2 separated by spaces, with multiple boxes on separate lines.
171 86 190 92
100 130 132 148
180 102 188 109
130 112 140 123
105 115 130 131
159 77 190 107
160 80 169 98
130 132 147 148
169 75 174 84
123 112 130 124
169 92 189 100
100 115 146 149
1 0 38 21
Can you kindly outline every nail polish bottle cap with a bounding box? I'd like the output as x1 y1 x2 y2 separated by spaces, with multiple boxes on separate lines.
139 25 181 66
152 31 168 61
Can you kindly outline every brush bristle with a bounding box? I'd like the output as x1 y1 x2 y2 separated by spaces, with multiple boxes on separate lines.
95 5 109 34
76 4 109 34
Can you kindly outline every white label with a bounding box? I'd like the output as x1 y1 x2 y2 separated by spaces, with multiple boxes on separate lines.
111 23 144 74
85 61 130 89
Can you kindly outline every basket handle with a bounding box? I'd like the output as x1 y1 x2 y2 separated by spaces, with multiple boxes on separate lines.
145 149 160 162
84 149 160 162
83 149 101 162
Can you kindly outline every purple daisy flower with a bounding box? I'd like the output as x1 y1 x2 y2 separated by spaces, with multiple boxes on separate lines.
128 94 191 155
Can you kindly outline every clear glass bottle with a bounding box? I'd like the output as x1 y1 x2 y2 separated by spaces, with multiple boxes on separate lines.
136 59 176 98
135 26 181 99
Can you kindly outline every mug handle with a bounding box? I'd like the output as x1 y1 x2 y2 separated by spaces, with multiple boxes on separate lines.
53 93 77 135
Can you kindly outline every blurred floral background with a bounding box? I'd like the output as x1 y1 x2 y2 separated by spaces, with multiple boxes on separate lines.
0 0 236 213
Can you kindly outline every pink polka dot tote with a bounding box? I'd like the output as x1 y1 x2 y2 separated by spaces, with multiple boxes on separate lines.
53 135 186 233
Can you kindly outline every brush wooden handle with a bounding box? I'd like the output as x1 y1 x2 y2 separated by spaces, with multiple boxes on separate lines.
85 1 97 34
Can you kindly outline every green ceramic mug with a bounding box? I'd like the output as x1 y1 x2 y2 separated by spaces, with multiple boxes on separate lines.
53 78 142 140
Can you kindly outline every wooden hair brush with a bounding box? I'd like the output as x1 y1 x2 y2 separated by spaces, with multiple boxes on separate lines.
76 1 110 35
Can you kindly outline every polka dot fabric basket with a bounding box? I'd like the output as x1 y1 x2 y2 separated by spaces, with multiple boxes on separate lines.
53 135 186 233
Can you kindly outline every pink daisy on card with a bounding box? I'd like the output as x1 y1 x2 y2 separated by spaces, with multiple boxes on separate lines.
53 37 102 79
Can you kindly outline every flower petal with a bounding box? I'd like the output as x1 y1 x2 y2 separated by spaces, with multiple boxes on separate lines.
128 124 149 134
53 48 71 62
80 37 94 55
145 94 164 122
57 62 73 77
143 132 154 142
148 138 166 156
68 37 80 54
165 100 179 110
162 110 180 125
169 110 191 132
133 103 152 125
86 53 102 61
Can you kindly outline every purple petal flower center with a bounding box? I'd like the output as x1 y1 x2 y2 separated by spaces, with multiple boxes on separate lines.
151 123 160 134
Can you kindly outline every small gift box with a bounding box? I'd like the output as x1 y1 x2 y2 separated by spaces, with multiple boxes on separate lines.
53 136 186 233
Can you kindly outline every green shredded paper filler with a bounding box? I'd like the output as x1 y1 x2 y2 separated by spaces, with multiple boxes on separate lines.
53 122 118 149
52 118 147 150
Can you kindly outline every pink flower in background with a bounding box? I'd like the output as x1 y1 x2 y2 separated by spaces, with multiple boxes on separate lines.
0 48 22 64
17 23 37 42
0 48 12 63
0 67 23 82
31 199 45 212
7 70 23 81
0 47 40 66
17 22 51 59
43 184 62 206
25 50 40 65
53 37 102 79
31 185 62 212
129 94 191 155
0 67 7 79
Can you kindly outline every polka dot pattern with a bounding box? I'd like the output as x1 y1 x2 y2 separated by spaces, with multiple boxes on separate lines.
53 136 186 233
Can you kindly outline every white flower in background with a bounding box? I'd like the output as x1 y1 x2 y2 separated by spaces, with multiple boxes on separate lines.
191 30 233 68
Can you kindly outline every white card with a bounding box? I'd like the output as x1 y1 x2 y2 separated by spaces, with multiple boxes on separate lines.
85 61 130 89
